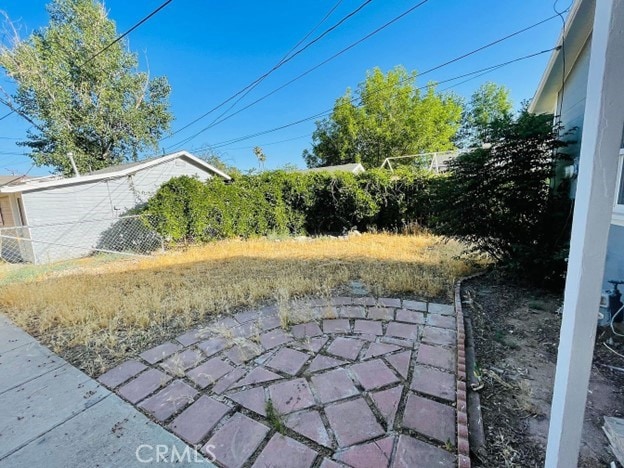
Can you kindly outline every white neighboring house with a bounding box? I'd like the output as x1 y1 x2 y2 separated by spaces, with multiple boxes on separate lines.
0 151 230 264
529 0 622 294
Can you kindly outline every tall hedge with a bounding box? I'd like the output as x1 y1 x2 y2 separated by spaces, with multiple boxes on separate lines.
145 168 438 243
433 110 571 288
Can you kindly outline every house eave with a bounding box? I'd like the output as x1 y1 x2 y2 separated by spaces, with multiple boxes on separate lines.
528 0 595 115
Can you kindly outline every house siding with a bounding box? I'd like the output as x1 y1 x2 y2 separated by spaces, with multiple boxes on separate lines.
557 36 591 197
19 158 215 263
551 34 624 295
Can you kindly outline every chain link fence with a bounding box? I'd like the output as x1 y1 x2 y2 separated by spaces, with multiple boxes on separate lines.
0 214 164 264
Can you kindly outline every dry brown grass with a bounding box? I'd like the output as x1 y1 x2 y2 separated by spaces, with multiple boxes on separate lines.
0 233 484 375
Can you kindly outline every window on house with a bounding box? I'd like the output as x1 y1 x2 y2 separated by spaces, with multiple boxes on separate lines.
0 206 4 226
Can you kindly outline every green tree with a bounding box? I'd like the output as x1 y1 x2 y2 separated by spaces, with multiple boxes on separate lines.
457 82 512 147
0 0 172 175
303 66 463 169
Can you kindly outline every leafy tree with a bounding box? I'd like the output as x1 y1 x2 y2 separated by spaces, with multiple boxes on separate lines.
0 0 172 175
456 82 512 147
435 108 571 288
303 66 463 169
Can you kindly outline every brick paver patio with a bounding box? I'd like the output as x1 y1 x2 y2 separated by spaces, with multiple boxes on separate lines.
98 297 460 467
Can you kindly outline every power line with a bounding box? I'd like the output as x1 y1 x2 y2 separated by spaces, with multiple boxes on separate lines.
0 111 14 122
194 0 346 142
82 0 173 65
171 9 559 151
413 13 561 78
163 0 375 141
168 0 431 151
197 47 555 152
223 134 311 151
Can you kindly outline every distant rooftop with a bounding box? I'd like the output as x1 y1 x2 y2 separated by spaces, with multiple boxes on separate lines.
0 175 32 187
301 163 365 174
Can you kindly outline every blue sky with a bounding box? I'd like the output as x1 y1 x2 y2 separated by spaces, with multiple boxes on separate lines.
0 0 567 175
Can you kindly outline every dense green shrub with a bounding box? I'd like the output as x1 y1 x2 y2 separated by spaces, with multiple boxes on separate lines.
145 169 437 242
433 110 572 288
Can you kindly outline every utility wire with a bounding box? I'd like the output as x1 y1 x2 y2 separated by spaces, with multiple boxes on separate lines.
196 47 555 152
170 9 560 151
220 11 564 128
164 0 373 141
413 12 561 78
195 0 346 142
82 0 173 65
224 134 311 151
168 0 430 151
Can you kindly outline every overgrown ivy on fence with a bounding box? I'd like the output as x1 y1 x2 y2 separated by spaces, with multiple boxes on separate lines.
145 168 440 243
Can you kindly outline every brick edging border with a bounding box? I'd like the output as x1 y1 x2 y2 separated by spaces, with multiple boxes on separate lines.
455 273 485 468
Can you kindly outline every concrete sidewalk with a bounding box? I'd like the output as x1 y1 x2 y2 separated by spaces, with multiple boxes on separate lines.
0 315 207 467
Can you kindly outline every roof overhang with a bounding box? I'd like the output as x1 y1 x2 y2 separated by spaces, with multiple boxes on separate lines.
0 150 231 194
528 0 595 115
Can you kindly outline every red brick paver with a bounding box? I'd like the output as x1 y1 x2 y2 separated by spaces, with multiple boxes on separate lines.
269 378 315 414
266 348 309 375
402 393 456 443
325 398 385 447
205 413 269 468
335 436 394 467
311 367 359 403
169 395 230 444
138 379 197 421
350 359 400 390
98 360 146 388
252 433 318 468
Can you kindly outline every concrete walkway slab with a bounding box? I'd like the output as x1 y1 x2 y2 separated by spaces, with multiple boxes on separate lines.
2 393 206 468
0 316 35 353
0 342 65 394
0 364 107 458
0 315 210 467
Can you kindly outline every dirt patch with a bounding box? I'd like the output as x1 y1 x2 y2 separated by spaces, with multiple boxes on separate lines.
464 272 624 467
